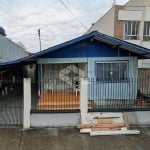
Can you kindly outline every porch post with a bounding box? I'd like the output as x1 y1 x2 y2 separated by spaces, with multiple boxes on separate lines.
23 78 31 129
80 78 88 123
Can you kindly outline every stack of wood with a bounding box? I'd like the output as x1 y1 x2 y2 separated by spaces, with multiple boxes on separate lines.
77 113 140 136
77 117 125 131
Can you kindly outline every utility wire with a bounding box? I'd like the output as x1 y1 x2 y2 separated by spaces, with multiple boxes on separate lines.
59 0 88 30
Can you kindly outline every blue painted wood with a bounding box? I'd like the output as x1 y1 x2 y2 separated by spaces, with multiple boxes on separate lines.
40 39 137 58
38 38 139 101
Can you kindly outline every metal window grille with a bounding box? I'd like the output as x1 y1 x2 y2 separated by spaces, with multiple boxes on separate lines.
88 78 150 112
96 61 128 81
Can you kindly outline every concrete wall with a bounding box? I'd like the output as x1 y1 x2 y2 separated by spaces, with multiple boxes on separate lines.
118 10 142 21
87 7 115 36
31 113 80 127
30 112 150 127
0 34 25 62
143 42 150 49
126 0 150 7
127 111 150 126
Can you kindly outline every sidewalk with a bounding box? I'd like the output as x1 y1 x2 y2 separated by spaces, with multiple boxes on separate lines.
0 127 150 150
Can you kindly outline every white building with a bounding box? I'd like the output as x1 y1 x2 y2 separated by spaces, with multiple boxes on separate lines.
0 27 26 63
87 0 150 68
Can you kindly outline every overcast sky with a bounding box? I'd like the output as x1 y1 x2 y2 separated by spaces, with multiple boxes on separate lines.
0 0 129 53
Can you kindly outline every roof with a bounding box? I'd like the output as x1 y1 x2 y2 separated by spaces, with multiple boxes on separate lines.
0 31 150 69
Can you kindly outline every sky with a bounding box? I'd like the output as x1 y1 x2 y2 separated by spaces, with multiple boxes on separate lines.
0 0 129 53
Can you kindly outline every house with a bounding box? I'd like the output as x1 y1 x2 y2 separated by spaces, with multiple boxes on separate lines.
0 31 150 127
0 26 28 86
0 27 26 63
0 31 150 106
87 0 150 72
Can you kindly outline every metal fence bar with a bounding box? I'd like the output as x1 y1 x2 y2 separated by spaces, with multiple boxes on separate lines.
0 79 23 126
88 78 150 112
31 78 150 113
31 78 80 113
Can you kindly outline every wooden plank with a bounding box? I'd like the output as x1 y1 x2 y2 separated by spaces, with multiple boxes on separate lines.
93 117 120 119
123 112 129 129
90 129 140 136
77 123 125 129
91 125 124 129
80 128 91 133
98 119 113 124
91 127 121 131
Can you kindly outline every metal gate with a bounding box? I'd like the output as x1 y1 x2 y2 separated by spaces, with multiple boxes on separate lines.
0 80 23 126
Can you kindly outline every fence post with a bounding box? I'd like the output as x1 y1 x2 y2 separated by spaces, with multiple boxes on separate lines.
23 78 31 129
80 78 88 123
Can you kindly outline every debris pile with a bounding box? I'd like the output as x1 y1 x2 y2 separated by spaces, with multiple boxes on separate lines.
77 113 140 136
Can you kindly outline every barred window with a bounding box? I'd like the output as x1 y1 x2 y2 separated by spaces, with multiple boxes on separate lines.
124 21 140 40
143 22 150 41
96 62 128 81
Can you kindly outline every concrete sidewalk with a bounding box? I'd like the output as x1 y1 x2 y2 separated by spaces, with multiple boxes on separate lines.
0 127 150 150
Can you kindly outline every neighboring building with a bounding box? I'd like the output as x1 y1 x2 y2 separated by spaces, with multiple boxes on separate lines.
0 27 26 63
87 0 150 68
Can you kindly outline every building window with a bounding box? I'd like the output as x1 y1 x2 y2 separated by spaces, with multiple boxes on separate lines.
143 22 150 41
96 61 128 81
124 21 140 40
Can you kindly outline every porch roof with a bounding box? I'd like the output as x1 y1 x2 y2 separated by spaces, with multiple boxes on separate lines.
0 31 150 69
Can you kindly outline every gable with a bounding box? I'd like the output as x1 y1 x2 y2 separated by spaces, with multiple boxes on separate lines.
40 39 136 58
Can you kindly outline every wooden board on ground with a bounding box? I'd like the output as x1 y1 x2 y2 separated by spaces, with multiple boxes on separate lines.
90 129 140 136
77 123 125 129
97 118 113 124
78 112 140 136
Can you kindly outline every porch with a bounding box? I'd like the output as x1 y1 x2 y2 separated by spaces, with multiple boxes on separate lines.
37 91 93 110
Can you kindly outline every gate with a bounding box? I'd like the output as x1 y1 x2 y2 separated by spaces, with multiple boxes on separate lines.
0 80 23 126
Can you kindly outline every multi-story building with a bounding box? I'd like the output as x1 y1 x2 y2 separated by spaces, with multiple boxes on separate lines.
0 27 26 63
87 0 150 69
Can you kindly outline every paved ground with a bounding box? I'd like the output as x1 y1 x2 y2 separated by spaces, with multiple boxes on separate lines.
0 127 150 150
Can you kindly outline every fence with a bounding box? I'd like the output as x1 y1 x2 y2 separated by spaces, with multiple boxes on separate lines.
88 78 150 112
0 79 23 125
31 78 150 113
31 79 80 112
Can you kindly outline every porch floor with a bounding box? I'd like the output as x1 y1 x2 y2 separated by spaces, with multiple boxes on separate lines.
38 91 92 110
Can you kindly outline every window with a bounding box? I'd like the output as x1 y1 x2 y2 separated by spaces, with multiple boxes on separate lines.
96 62 128 81
143 22 150 41
124 21 140 40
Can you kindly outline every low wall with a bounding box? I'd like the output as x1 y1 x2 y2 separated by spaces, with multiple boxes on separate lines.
31 113 80 127
127 111 150 126
30 111 150 127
